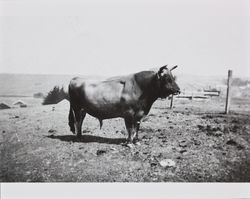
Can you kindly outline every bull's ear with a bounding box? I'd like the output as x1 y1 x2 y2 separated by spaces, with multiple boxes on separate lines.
157 65 168 78
170 65 178 71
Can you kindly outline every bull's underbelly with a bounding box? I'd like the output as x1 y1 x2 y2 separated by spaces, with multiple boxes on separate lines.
83 103 125 119
81 99 148 122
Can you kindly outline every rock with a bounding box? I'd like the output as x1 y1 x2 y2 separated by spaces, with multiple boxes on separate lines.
193 139 201 145
226 139 237 146
161 139 167 143
179 140 188 147
157 153 163 158
96 149 107 156
48 129 56 133
237 145 245 150
214 131 223 137
26 171 31 175
159 159 176 168
0 103 11 109
157 135 166 139
206 125 212 130
110 147 116 151
223 127 230 134
2 130 6 134
226 139 244 150
180 149 187 154
150 162 158 167
197 125 204 130
20 104 27 108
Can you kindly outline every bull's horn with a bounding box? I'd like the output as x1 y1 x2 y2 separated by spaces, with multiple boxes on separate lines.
159 64 168 71
158 65 168 76
170 65 178 71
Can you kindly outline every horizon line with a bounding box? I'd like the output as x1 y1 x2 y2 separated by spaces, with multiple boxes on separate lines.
0 72 250 79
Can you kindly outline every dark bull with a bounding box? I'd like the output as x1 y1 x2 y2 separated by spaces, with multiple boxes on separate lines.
68 65 180 147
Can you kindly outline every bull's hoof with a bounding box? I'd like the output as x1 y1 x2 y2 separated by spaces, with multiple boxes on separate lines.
126 143 134 148
70 128 75 134
133 139 140 146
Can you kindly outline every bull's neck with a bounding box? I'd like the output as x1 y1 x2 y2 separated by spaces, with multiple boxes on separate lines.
134 71 161 113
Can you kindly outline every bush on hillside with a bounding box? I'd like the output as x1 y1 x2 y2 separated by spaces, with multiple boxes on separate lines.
223 78 250 87
42 86 66 105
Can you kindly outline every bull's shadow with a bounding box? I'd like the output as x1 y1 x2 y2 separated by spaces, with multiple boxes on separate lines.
46 133 126 145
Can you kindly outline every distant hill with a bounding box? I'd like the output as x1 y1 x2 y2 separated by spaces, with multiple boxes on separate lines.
0 73 249 99
0 73 103 97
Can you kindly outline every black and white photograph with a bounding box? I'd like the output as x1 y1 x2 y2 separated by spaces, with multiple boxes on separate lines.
1 0 250 188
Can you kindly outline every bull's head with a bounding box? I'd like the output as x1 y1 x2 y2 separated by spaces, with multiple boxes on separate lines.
157 65 180 98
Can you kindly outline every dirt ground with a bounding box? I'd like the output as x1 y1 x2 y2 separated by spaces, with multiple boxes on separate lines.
1 97 250 182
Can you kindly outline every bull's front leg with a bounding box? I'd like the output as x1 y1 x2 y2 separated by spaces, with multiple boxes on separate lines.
133 121 141 146
124 118 136 148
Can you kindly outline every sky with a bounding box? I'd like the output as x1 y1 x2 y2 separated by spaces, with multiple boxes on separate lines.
0 0 250 77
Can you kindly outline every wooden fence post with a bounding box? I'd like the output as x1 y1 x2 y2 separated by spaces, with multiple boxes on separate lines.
225 70 232 114
170 95 174 109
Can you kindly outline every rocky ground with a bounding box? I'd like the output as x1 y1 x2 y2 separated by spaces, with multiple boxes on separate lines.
1 98 250 182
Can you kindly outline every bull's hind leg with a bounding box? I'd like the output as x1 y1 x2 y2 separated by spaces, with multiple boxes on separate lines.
72 107 86 138
133 121 141 145
78 110 86 137
124 118 136 148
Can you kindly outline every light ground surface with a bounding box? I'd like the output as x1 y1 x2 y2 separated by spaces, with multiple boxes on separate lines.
1 98 250 182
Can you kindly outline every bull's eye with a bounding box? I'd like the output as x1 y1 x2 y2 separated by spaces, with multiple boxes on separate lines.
166 76 172 83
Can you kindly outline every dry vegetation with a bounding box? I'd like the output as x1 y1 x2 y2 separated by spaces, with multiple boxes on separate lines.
1 96 250 182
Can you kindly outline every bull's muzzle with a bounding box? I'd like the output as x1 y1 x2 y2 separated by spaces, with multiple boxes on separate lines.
173 89 181 95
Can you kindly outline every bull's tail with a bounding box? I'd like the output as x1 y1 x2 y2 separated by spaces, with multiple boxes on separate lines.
99 119 103 129
68 104 75 133
64 87 69 101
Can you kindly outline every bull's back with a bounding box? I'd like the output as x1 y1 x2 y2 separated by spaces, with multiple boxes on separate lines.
84 80 125 107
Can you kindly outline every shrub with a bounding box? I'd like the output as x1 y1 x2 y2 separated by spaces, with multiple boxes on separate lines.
42 86 67 105
223 78 250 87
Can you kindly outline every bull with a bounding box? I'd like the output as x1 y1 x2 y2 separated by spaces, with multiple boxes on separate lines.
68 65 180 147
